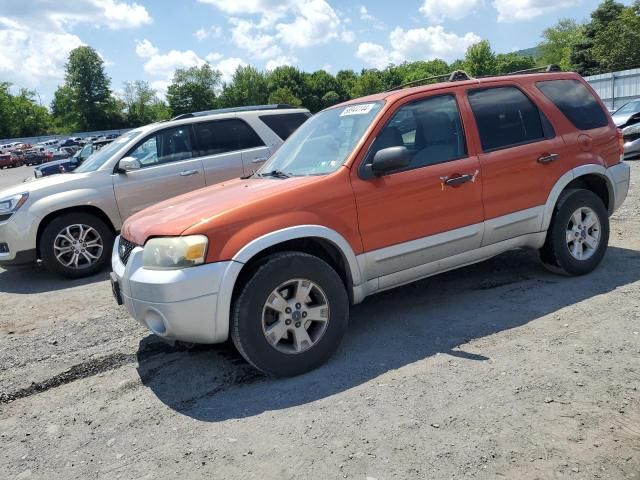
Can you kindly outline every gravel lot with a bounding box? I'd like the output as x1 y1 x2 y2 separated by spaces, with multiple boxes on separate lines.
1 163 639 480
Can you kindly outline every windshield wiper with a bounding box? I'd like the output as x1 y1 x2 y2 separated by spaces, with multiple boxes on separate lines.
259 170 290 179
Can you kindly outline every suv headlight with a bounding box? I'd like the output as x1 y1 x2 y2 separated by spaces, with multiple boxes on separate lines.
142 235 208 270
0 193 29 216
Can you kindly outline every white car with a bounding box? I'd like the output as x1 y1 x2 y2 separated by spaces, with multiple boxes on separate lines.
0 105 310 277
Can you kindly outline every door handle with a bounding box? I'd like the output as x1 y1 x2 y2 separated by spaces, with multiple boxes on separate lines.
440 171 476 188
251 157 268 164
537 153 559 165
179 169 200 176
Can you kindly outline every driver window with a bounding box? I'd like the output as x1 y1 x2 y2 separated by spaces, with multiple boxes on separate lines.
368 94 467 171
128 127 193 167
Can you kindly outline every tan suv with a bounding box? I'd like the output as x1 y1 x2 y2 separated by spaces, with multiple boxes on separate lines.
0 105 310 277
112 69 630 376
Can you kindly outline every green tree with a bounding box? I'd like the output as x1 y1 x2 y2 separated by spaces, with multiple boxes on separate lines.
0 82 13 139
10 89 51 137
268 87 302 106
538 19 584 70
166 64 221 116
321 91 341 108
60 46 115 130
591 1 640 71
464 40 496 76
123 81 170 126
303 70 340 112
351 70 384 98
494 53 537 74
335 70 358 100
218 66 269 107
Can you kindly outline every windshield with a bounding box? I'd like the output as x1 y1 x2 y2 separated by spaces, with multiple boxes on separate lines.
73 131 139 173
74 144 92 159
258 101 384 176
614 101 640 115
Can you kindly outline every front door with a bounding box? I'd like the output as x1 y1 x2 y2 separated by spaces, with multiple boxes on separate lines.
351 93 484 280
113 126 205 220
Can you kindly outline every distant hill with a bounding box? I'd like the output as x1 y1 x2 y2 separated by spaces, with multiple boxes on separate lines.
514 47 541 59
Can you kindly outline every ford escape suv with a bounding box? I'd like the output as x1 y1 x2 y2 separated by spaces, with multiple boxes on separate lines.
112 69 630 376
0 105 310 277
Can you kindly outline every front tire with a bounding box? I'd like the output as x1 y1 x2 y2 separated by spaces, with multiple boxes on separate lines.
539 189 609 276
40 212 114 278
231 252 349 377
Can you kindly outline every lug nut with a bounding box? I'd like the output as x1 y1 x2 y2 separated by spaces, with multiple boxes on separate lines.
302 311 307 318
295 303 301 309
285 307 292 314
295 322 301 328
285 319 291 325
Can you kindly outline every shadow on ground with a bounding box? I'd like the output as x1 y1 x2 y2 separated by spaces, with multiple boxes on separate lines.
136 245 640 422
0 264 109 294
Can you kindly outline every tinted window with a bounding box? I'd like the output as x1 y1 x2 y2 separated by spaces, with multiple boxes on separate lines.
128 127 192 167
368 94 466 170
537 79 608 130
193 119 264 157
468 87 545 151
259 113 311 140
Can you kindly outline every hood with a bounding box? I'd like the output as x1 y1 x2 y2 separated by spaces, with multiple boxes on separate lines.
122 175 323 245
0 170 96 199
35 158 74 170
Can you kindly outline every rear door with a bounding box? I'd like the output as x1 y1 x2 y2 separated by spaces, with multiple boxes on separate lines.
465 84 568 245
193 118 268 183
112 126 205 220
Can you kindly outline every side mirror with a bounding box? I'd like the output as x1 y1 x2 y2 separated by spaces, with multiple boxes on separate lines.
118 156 141 173
370 146 411 176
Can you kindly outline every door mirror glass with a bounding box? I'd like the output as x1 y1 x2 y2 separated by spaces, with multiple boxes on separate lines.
118 156 141 172
371 146 411 176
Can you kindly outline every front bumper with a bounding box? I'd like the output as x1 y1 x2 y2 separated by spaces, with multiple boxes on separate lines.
0 210 39 266
111 236 241 344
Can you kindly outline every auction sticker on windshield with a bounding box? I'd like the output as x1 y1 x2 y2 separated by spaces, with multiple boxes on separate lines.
340 104 376 116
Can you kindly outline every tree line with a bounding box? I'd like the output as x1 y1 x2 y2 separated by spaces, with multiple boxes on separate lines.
1 0 638 139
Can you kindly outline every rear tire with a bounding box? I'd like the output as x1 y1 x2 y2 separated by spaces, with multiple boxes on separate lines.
231 252 349 377
40 212 114 278
539 189 609 276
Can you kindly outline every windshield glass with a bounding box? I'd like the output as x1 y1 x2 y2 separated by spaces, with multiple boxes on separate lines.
258 101 383 176
73 131 139 173
615 101 640 115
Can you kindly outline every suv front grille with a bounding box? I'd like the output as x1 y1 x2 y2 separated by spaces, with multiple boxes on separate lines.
118 237 138 266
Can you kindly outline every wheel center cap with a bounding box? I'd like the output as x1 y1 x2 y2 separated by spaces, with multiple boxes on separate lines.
292 310 302 321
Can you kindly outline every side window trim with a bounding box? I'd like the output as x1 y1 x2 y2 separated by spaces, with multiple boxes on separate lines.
358 93 469 179
467 84 553 153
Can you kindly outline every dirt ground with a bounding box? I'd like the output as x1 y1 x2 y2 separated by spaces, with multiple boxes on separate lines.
0 163 639 480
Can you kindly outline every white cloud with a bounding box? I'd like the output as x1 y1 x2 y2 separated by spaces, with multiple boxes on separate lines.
141 49 206 78
135 39 158 58
150 79 170 99
205 52 224 63
359 5 385 30
356 26 481 69
0 1 151 97
214 57 247 82
194 25 223 41
420 0 483 22
266 55 298 70
492 0 579 22
229 18 282 59
276 0 345 48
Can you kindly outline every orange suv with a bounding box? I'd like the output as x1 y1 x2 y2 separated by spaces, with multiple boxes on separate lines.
111 69 630 376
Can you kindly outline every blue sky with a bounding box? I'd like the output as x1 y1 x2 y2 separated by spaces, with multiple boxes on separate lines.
0 0 619 105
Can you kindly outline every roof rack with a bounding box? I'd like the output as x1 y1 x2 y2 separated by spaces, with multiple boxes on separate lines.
505 64 562 76
385 70 472 92
171 104 296 121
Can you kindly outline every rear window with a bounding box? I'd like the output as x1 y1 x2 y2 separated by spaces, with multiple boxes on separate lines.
468 86 547 152
193 119 264 157
537 79 609 130
259 112 311 140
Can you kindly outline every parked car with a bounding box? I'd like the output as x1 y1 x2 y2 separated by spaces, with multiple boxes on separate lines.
0 105 310 275
110 70 630 377
621 122 640 159
34 140 113 178
22 150 46 166
0 153 23 169
611 100 640 128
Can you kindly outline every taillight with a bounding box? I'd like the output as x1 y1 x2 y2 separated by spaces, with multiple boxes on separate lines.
617 129 624 156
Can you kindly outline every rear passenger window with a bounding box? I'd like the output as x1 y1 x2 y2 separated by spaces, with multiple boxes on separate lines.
468 87 546 152
368 94 467 170
259 113 311 140
537 79 609 130
128 127 193 167
193 119 264 157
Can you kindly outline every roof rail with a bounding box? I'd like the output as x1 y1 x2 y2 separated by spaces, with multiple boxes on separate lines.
385 70 472 92
506 64 562 76
171 104 296 121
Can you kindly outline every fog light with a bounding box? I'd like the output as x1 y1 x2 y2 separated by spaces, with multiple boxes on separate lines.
0 243 9 254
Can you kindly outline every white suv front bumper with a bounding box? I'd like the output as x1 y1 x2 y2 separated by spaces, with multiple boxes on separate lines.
111 236 241 344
